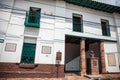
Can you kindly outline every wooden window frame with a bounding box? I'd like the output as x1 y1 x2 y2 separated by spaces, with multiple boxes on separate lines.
101 19 111 36
73 13 83 32
24 7 41 28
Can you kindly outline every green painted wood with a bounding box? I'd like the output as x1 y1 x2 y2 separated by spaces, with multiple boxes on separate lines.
101 20 111 36
24 7 41 28
0 39 4 43
65 35 117 42
65 0 120 13
73 15 83 32
21 43 36 64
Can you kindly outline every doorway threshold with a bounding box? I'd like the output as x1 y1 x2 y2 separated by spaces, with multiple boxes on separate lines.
65 71 80 76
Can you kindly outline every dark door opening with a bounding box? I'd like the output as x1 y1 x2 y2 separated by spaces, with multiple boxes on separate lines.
85 40 102 74
64 35 102 75
65 36 80 73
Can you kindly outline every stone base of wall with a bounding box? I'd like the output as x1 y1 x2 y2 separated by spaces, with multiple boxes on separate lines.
0 63 64 78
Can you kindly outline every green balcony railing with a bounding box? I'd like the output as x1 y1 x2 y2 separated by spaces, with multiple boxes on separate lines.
24 11 40 28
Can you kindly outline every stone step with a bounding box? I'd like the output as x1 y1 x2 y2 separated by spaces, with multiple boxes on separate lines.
65 76 89 80
84 75 105 79
0 71 52 78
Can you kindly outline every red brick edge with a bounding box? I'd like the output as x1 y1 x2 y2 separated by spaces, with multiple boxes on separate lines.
0 62 65 78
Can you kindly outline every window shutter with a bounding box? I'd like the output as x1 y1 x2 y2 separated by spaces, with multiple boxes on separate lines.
21 43 36 64
73 14 83 32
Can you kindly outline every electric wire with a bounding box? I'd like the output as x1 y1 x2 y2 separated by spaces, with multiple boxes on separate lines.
0 2 119 40
0 2 118 27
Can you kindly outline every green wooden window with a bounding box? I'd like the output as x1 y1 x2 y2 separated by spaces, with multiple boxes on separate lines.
73 14 83 32
24 7 41 28
101 19 110 36
21 43 36 64
0 39 4 43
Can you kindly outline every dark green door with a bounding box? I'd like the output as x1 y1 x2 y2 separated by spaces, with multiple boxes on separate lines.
21 43 36 64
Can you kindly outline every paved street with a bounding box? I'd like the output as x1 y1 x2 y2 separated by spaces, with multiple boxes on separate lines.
1 73 120 80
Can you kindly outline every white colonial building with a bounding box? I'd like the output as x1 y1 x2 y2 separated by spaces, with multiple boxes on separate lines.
0 0 120 78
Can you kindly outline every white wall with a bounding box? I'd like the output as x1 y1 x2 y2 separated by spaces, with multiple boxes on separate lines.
116 0 120 6
0 23 24 63
0 43 4 55
0 0 25 63
35 40 54 64
104 42 120 72
65 3 117 41
0 0 14 38
0 0 119 71
0 0 56 64
0 38 23 63
113 13 120 65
